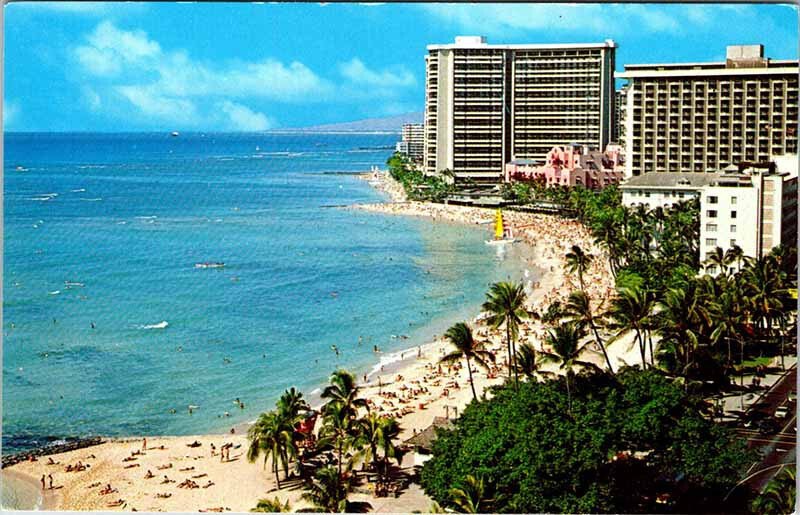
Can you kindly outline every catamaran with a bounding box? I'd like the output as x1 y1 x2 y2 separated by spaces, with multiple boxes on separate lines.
485 208 518 245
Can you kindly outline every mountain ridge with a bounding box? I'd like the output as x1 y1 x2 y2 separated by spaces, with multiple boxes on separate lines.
286 112 423 132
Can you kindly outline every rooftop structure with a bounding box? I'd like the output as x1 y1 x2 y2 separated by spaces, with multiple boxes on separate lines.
616 45 799 177
424 36 617 185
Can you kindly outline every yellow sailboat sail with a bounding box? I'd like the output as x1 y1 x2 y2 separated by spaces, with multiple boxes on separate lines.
495 209 504 239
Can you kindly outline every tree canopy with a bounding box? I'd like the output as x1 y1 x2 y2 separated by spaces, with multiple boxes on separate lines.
420 368 752 513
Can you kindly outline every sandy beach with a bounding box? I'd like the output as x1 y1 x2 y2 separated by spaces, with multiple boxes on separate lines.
4 170 634 512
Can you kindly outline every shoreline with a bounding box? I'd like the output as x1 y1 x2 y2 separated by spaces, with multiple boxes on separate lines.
3 170 615 511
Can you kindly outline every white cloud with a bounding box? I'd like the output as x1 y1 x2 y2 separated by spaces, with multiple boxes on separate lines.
420 4 749 37
4 100 20 127
82 87 102 111
340 58 416 89
70 21 415 128
74 21 162 77
115 86 199 125
218 101 273 131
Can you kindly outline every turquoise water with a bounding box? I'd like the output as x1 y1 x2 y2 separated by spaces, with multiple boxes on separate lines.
3 132 530 453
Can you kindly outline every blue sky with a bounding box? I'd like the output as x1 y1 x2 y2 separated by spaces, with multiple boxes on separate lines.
4 2 798 131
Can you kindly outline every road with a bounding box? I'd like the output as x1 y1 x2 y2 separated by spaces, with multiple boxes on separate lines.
736 365 796 494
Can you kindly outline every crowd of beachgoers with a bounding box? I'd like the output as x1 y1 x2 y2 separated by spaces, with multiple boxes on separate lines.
5 169 625 512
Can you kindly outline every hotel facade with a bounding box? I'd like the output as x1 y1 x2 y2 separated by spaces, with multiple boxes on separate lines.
423 36 617 185
617 45 799 177
620 155 798 267
395 123 425 164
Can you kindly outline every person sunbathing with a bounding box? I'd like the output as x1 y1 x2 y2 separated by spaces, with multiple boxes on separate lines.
156 463 172 470
144 470 154 479
99 484 117 495
156 493 172 499
179 466 194 472
106 498 125 507
202 481 215 489
124 463 140 469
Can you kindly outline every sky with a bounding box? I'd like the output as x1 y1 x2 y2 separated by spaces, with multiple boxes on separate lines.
4 2 798 131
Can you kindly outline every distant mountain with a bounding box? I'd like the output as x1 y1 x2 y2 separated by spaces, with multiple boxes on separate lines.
288 112 423 133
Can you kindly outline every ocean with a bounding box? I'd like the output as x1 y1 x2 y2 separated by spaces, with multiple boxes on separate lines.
2 132 531 455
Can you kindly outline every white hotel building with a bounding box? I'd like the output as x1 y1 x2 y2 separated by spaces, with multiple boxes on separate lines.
423 36 617 185
617 45 799 178
621 155 798 268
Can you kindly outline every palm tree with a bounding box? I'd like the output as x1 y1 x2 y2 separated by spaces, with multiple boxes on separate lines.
319 402 356 479
514 342 548 380
607 286 654 368
562 290 614 374
743 256 785 344
750 466 796 515
540 322 601 411
703 246 728 275
247 410 296 489
322 369 367 427
440 322 495 400
565 245 594 291
278 387 309 420
447 475 500 513
251 497 291 512
708 289 745 367
301 466 351 513
356 414 404 487
482 282 528 388
654 282 711 381
724 244 744 274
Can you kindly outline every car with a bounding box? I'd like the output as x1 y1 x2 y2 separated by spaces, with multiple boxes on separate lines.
775 404 791 419
757 418 780 435
743 410 768 428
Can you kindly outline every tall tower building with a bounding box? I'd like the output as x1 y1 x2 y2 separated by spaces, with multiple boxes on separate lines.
423 36 617 185
617 45 799 177
613 85 628 144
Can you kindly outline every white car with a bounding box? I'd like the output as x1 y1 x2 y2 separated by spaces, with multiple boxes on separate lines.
775 405 791 419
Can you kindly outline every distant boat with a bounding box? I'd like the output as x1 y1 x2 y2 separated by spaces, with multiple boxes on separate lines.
195 262 225 269
485 209 518 245
171 131 180 137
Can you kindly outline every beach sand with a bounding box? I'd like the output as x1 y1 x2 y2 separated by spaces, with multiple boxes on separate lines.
5 172 633 512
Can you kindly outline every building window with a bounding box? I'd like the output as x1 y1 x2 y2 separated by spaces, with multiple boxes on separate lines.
679 192 685 198
645 192 650 198
707 210 718 218
707 265 717 274
731 210 737 219
731 196 737 205
708 196 718 204
706 224 717 232
706 238 717 246
731 225 737 232
730 239 737 246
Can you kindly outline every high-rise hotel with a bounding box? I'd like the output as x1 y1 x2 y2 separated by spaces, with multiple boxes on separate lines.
423 36 617 185
617 45 799 177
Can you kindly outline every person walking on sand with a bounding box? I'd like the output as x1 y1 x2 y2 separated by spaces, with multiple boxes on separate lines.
48 474 54 489
41 475 46 490
143 437 147 450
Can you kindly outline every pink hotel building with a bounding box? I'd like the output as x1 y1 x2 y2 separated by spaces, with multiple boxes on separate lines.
504 144 625 189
